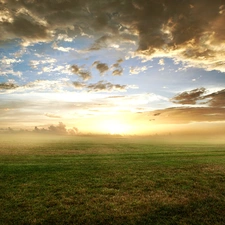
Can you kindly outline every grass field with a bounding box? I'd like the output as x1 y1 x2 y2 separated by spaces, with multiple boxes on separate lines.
1 134 225 224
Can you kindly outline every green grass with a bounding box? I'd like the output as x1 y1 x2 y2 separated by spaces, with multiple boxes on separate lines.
0 135 225 224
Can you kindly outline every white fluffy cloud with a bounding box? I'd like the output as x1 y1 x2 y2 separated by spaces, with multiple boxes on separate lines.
130 66 148 75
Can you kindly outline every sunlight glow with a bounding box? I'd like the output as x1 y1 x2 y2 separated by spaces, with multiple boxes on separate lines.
101 120 130 135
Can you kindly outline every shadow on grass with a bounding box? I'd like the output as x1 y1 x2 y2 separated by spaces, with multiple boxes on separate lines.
2 198 223 225
137 198 225 225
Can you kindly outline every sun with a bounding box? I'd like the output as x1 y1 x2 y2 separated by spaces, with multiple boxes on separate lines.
101 120 130 135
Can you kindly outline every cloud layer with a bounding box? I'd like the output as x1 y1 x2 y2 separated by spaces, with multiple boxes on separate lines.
72 80 129 92
34 122 78 135
1 0 225 71
148 87 225 124
171 88 225 107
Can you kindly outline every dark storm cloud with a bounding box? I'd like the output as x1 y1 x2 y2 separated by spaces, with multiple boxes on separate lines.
92 61 109 75
71 65 92 81
1 0 225 71
3 16 49 42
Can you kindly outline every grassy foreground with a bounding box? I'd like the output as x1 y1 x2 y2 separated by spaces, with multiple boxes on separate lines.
1 135 225 224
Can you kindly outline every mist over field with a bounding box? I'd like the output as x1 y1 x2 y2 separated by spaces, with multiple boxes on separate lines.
1 132 225 148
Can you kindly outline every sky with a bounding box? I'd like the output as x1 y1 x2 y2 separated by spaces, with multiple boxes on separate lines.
0 0 225 136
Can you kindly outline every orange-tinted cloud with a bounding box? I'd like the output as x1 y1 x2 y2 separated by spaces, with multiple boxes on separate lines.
171 88 225 107
148 88 225 124
171 88 206 105
148 107 225 124
204 89 225 107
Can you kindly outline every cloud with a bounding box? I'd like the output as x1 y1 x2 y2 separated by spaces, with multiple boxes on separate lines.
146 88 225 124
0 56 23 77
171 88 225 107
1 0 225 72
0 122 80 135
71 65 79 73
131 1 225 72
204 89 225 107
72 80 128 92
48 122 67 134
0 79 67 94
2 14 50 45
72 81 86 89
112 58 123 76
23 79 65 92
112 62 122 69
0 69 22 77
106 95 125 99
171 88 207 105
117 58 123 64
89 35 114 50
158 59 165 66
57 34 73 42
76 71 92 81
0 82 18 90
45 113 61 118
34 122 78 135
92 61 109 75
71 65 92 81
29 57 57 69
148 107 225 124
112 69 123 76
105 93 168 111
52 42 74 52
130 66 148 75
1 57 22 65
87 81 127 92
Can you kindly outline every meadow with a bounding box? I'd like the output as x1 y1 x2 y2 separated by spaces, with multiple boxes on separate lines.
0 134 225 224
